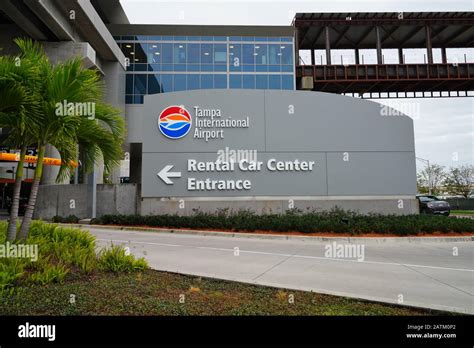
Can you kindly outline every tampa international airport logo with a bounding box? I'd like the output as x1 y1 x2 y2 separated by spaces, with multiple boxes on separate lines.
158 105 192 139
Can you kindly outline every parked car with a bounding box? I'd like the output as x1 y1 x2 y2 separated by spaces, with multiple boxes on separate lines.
416 195 450 216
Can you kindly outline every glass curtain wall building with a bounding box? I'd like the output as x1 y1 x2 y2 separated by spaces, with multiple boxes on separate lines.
115 35 295 104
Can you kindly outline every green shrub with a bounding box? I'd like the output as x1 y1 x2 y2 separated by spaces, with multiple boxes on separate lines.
98 245 148 273
92 209 474 235
28 262 69 285
0 258 25 290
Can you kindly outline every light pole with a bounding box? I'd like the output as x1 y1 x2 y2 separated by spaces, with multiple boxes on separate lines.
416 157 431 195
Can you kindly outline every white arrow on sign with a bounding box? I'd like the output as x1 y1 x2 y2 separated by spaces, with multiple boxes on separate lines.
157 165 182 185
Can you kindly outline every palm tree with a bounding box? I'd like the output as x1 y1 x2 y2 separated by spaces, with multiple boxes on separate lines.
16 40 125 240
0 42 42 241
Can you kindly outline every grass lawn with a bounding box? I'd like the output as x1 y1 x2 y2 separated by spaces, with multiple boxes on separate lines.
451 210 474 215
0 269 447 316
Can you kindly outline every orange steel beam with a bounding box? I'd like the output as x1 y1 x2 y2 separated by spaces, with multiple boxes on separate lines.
0 153 78 167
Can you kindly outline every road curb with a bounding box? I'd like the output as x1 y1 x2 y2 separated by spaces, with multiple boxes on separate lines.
58 223 474 243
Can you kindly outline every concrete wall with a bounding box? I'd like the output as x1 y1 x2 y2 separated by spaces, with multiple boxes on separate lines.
140 197 419 216
34 184 138 219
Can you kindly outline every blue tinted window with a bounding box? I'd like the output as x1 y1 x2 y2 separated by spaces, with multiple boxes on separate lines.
174 43 186 63
187 44 200 64
229 44 241 72
214 64 226 72
134 74 147 94
187 36 201 41
201 44 212 63
148 75 161 94
125 95 133 104
229 36 241 41
242 36 254 41
243 44 255 65
255 44 268 65
174 74 186 91
243 75 255 89
174 36 186 41
187 65 200 72
187 74 200 90
134 43 147 63
148 43 161 63
148 36 161 41
214 44 227 63
200 64 213 72
213 36 227 41
161 74 172 92
268 65 281 72
201 36 213 41
126 75 133 94
134 64 147 71
281 65 293 72
214 75 227 89
242 65 255 72
281 44 292 65
269 75 281 89
256 65 268 72
133 95 144 103
161 43 173 63
256 75 268 89
162 64 173 71
201 75 213 89
267 37 280 42
173 64 186 71
229 75 242 88
281 37 293 42
268 44 280 65
149 64 161 71
162 36 173 41
282 75 294 90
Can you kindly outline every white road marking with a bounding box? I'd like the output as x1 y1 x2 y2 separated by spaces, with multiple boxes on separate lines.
96 238 474 273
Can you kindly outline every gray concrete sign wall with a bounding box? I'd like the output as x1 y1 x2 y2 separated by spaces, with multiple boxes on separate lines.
126 89 417 215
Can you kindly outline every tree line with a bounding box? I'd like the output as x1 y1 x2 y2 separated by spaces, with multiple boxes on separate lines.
417 164 474 197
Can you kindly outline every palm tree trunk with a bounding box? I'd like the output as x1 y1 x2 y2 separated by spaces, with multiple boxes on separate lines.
6 147 26 241
17 145 45 241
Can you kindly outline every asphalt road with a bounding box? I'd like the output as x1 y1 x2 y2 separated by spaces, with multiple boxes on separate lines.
88 227 473 314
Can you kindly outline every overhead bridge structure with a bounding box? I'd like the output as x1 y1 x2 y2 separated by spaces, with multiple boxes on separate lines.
293 12 474 98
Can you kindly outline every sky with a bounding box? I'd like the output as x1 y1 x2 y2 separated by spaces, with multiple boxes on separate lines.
120 0 474 170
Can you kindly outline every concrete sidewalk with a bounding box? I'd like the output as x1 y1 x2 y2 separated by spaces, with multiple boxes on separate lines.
87 226 473 314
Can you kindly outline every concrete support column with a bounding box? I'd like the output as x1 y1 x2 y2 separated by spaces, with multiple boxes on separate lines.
294 28 300 65
441 47 448 63
41 144 69 185
102 61 126 184
86 170 97 218
129 143 142 184
398 48 404 64
425 25 433 64
375 26 383 64
325 26 331 65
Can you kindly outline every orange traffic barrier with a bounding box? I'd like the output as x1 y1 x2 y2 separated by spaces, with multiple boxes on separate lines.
0 152 78 167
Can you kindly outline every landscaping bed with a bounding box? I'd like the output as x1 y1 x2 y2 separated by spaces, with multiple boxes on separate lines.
53 209 474 235
1 268 445 316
